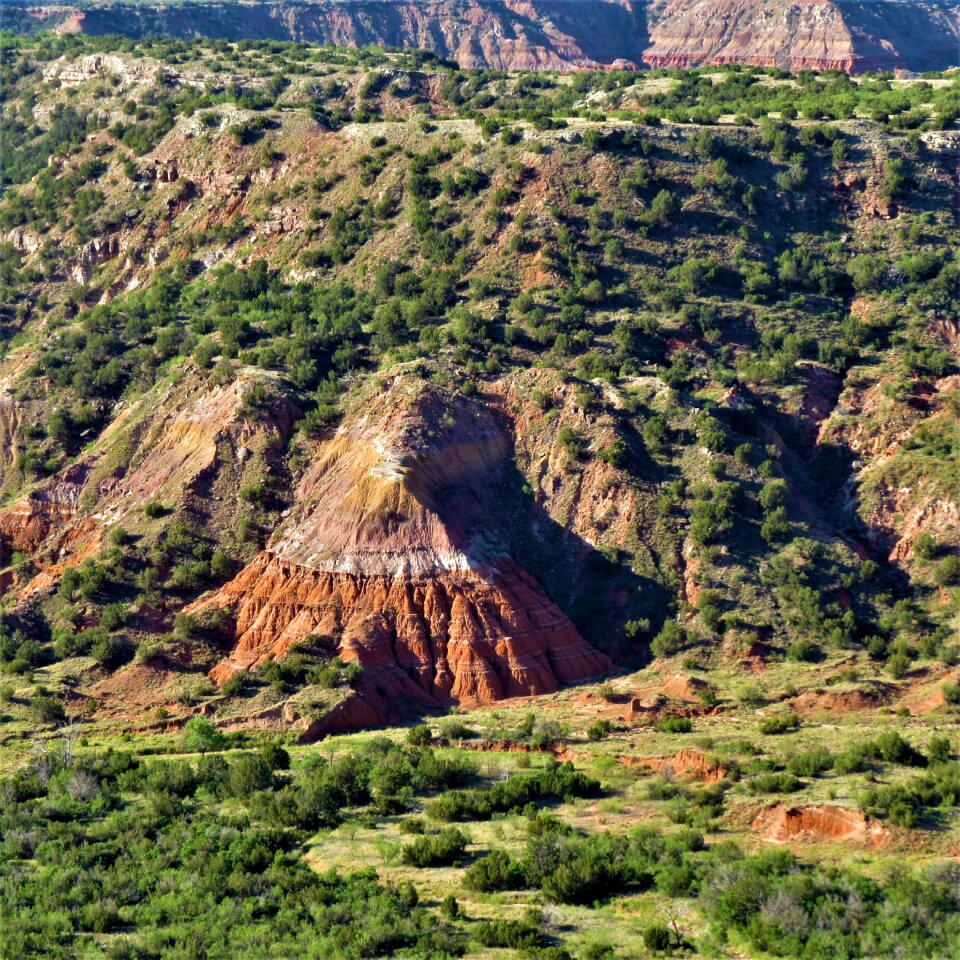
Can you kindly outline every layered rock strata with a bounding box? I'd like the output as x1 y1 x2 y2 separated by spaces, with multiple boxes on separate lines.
199 377 611 718
643 0 960 73
11 0 959 74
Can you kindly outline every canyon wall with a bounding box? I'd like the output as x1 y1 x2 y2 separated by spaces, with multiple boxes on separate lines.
642 0 960 73
10 0 960 74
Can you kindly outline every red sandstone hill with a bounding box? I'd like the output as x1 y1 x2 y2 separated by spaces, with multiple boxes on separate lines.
13 0 960 74
191 373 612 724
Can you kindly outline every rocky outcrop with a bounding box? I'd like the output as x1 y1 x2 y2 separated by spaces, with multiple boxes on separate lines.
144 161 179 183
197 374 611 720
14 0 958 74
6 228 42 255
0 463 94 567
886 498 960 565
42 52 164 89
818 365 960 571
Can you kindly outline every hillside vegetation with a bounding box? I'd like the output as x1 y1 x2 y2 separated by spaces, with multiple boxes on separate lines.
0 33 959 959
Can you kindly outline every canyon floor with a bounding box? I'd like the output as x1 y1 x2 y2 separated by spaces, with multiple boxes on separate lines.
5 648 958 958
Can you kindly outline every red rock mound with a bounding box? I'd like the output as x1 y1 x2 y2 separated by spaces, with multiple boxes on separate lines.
625 749 728 783
754 804 890 846
658 673 709 702
298 695 383 741
617 673 712 723
902 668 960 715
790 683 893 717
86 658 182 718
197 376 610 723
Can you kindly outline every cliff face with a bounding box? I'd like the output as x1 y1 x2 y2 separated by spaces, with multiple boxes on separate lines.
818 370 960 567
643 0 960 73
15 0 959 74
2 40 958 739
196 374 611 718
53 0 650 72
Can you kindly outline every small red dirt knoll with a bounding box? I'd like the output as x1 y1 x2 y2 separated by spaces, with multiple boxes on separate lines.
194 374 611 724
754 804 890 846
901 668 960 715
656 672 709 701
620 696 701 724
616 673 713 723
790 683 893 717
623 749 728 783
86 658 184 722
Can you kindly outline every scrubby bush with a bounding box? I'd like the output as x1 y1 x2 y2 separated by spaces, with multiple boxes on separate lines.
587 719 613 741
406 724 432 746
464 849 526 892
643 925 671 951
428 762 599 822
759 712 800 735
657 715 693 734
401 827 468 867
747 772 803 794
651 621 687 659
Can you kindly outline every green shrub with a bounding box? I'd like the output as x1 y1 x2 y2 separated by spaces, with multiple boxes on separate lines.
183 716 225 754
475 916 541 950
657 715 693 734
747 772 803 794
934 556 960 586
401 827 468 867
406 724 432 746
786 638 819 662
759 713 800 735
651 621 687 658
30 696 65 724
643 925 671 951
228 754 273 798
463 849 525 892
587 719 613 741
786 748 833 777
913 532 937 560
428 763 599 822
220 670 250 697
